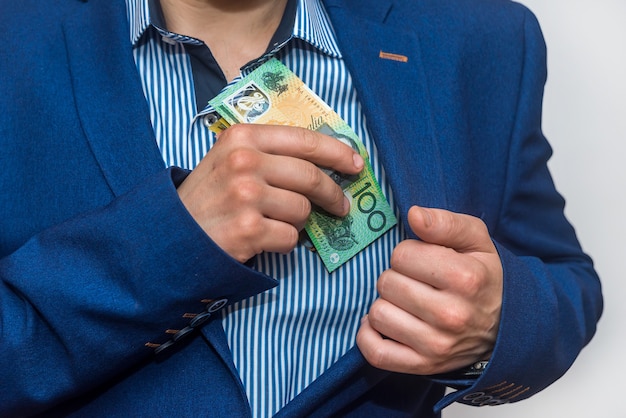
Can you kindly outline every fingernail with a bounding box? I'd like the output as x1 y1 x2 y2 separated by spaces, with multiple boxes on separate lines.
343 196 351 214
353 153 364 170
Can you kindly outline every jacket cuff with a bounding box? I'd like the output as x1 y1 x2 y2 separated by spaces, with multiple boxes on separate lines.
431 242 549 412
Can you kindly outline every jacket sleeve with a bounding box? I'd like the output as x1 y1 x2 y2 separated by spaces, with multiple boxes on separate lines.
433 6 603 411
0 167 277 416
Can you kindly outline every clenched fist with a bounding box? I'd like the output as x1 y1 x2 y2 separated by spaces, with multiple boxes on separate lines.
357 206 503 375
177 124 364 262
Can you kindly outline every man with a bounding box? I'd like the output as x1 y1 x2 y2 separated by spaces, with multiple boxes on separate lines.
0 0 603 416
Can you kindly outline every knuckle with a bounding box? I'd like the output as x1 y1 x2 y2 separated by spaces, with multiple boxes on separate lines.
296 196 312 221
236 210 264 240
368 346 389 369
456 264 484 297
297 129 322 156
465 216 490 246
436 210 461 239
435 209 466 238
355 328 366 347
223 123 253 142
273 226 300 254
226 148 259 173
232 180 263 205
367 300 387 328
429 336 455 360
390 241 413 268
357 337 388 369
376 270 401 299
460 213 489 242
440 304 471 334
329 183 345 206
283 226 300 250
376 270 391 296
471 215 489 235
302 163 323 192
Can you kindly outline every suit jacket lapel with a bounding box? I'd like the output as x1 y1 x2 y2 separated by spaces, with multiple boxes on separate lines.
281 1 449 413
63 0 244 384
325 0 448 234
62 0 165 197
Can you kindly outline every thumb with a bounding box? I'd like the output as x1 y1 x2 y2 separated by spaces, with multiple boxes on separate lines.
407 206 495 254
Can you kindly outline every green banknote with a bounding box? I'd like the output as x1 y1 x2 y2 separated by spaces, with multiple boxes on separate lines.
207 58 397 272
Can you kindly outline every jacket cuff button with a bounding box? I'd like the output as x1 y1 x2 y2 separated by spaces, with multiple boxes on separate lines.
206 298 228 313
190 311 213 328
154 339 175 355
172 326 195 342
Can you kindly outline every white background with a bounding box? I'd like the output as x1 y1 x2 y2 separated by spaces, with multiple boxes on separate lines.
446 1 626 417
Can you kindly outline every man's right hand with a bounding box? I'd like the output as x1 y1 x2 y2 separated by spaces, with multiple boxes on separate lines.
177 124 365 262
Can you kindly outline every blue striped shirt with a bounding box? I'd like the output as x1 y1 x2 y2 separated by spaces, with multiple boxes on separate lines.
126 1 406 416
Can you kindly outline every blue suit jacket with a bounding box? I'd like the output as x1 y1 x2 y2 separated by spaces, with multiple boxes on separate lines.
0 0 603 416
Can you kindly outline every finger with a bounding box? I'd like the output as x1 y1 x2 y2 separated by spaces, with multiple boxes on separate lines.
358 312 483 375
378 266 486 338
223 124 365 176
389 238 488 291
407 206 495 254
377 267 448 323
219 216 300 261
251 218 301 254
257 185 312 229
356 315 428 375
262 154 348 217
366 298 432 349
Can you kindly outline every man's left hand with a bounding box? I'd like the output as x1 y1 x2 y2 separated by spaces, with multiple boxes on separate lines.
356 205 503 375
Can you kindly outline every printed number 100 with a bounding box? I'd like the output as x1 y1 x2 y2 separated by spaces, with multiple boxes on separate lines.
351 181 387 232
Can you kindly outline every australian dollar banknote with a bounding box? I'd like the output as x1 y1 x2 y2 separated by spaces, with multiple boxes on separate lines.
207 58 397 272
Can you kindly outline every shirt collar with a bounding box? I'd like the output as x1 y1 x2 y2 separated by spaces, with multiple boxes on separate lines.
126 0 150 46
125 0 342 58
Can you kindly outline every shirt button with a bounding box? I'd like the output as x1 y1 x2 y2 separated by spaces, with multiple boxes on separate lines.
203 114 218 129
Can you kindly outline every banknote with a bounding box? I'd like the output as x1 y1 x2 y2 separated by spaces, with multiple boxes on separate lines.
207 58 397 272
